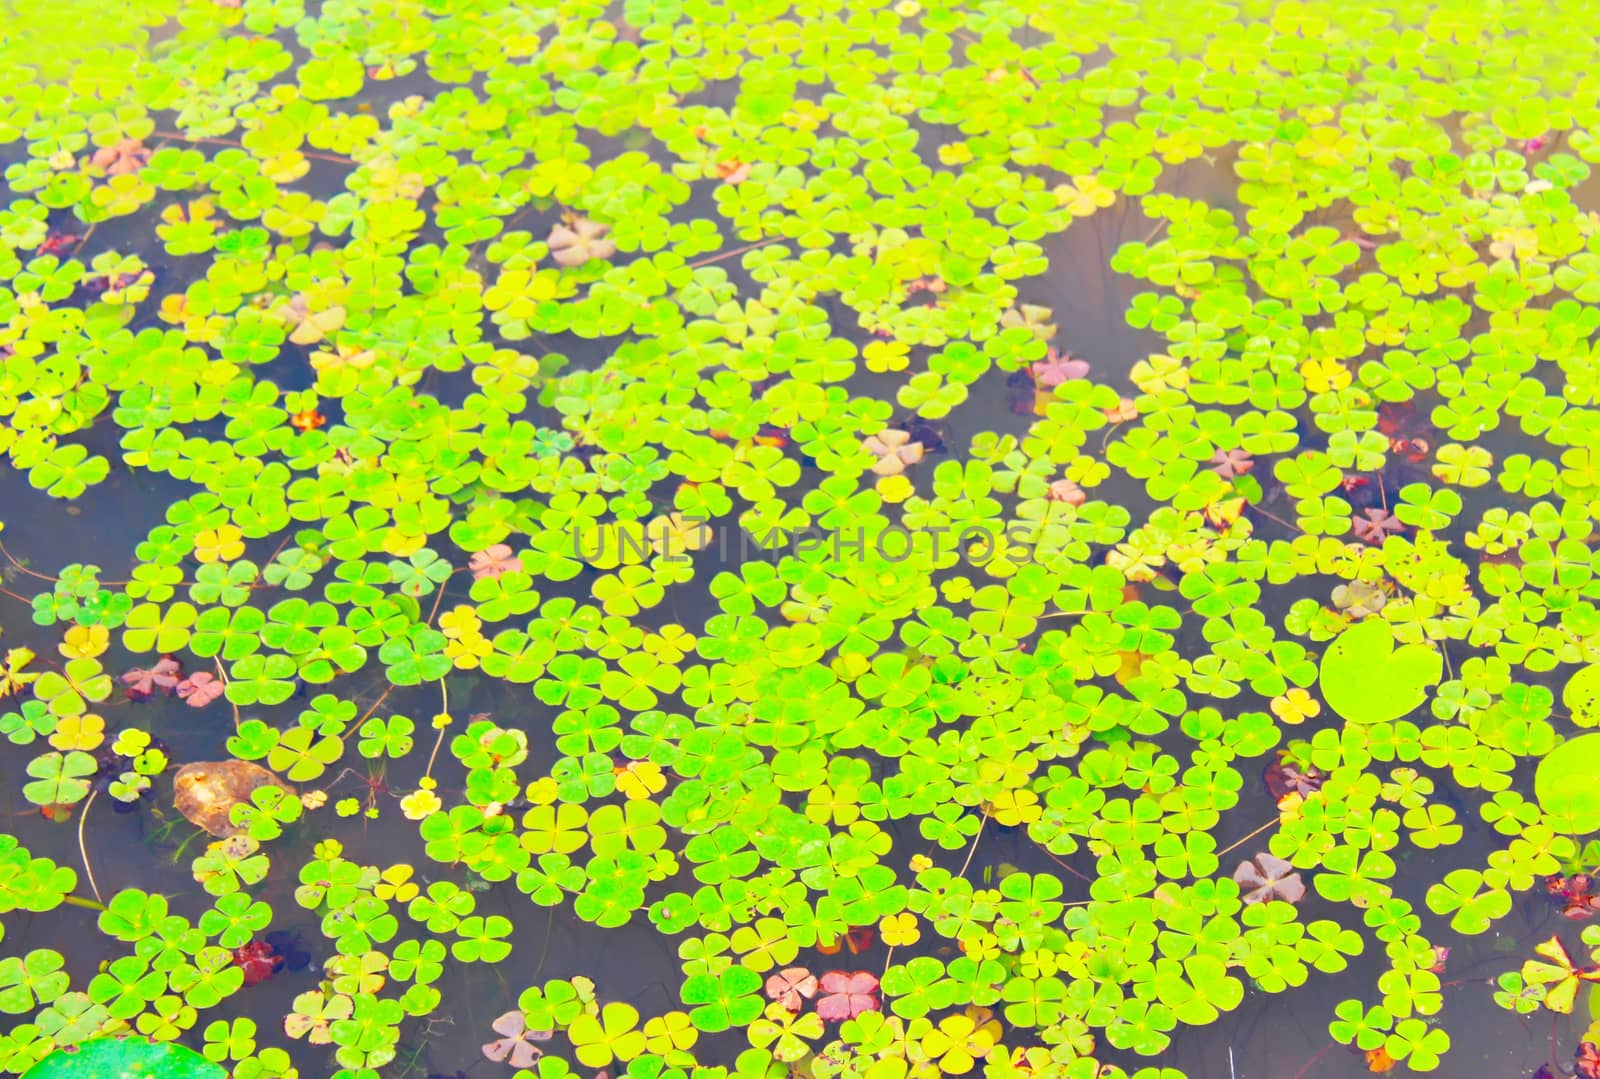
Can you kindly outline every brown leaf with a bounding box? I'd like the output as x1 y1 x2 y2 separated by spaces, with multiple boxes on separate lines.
173 760 294 837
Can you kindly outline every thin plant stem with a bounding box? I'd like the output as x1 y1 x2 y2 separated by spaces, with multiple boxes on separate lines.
532 905 558 980
0 542 54 583
78 789 103 905
1245 502 1303 535
217 658 241 731
152 130 355 166
70 223 98 258
423 678 450 779
957 808 989 879
1034 842 1093 884
425 571 456 628
1289 1041 1336 1079
358 685 394 725
688 236 781 269
1217 816 1278 859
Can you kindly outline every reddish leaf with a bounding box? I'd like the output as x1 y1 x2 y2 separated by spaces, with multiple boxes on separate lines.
176 671 224 707
1264 755 1324 801
1376 401 1417 437
764 967 818 1012
1374 402 1433 462
844 926 876 954
816 970 880 1021
232 939 284 987
90 138 151 176
37 232 80 256
123 656 182 700
1576 1042 1600 1079
469 545 521 581
1548 874 1600 920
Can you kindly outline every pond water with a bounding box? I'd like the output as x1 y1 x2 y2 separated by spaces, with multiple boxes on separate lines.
2 3 1599 1079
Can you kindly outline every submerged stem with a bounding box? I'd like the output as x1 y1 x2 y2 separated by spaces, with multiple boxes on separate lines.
62 894 107 912
78 789 103 905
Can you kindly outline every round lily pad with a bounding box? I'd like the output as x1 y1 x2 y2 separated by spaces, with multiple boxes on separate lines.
1318 619 1443 725
1563 663 1600 728
23 1037 225 1079
1536 733 1600 835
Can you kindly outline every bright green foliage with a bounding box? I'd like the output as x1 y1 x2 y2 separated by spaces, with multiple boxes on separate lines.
22 1037 224 1079
1319 620 1443 725
1537 734 1600 834
0 0 1599 1076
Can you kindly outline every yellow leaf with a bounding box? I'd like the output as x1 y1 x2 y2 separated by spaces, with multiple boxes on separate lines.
60 624 109 660
1270 688 1322 726
399 788 441 821
1204 497 1247 530
1300 356 1352 394
879 912 921 947
616 761 665 800
382 529 426 558
50 713 105 752
0 647 37 698
195 525 245 563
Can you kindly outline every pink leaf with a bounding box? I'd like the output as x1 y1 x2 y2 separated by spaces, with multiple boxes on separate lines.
122 656 183 700
1030 348 1090 388
176 671 224 707
469 545 521 580
482 1011 544 1069
1209 448 1254 478
816 970 880 1020
765 967 818 1012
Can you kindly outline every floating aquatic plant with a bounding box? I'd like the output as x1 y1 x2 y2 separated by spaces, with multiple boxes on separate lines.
0 0 1597 1075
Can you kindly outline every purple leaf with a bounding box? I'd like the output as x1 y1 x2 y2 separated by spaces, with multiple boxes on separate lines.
1264 756 1325 801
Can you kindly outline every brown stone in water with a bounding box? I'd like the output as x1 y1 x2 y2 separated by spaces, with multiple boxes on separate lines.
172 760 293 837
